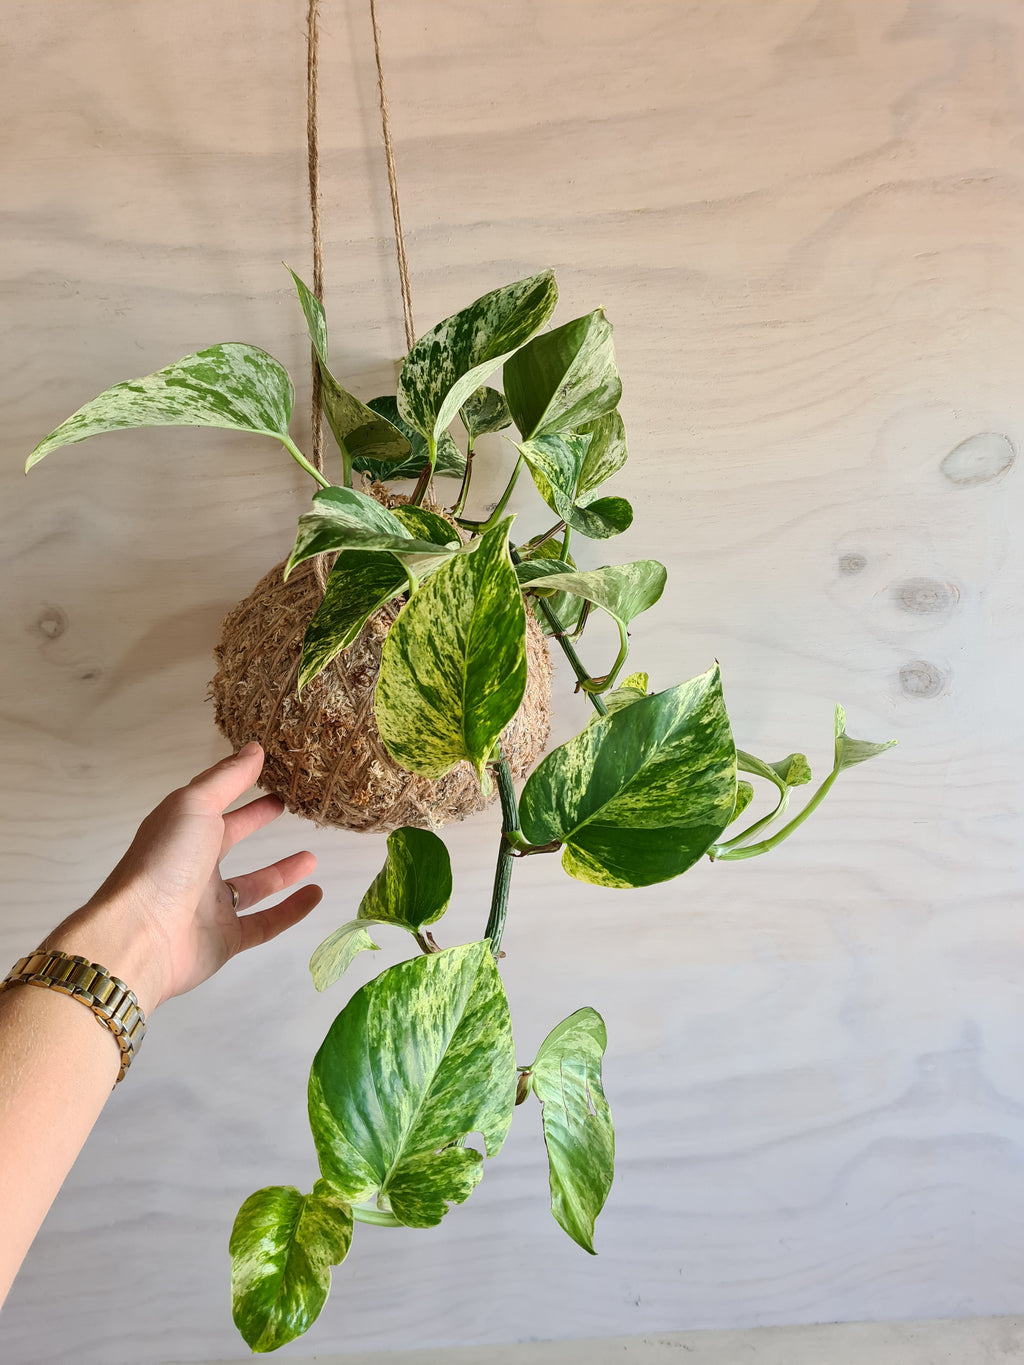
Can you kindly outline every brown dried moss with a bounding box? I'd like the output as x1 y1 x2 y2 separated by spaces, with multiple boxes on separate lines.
210 533 552 833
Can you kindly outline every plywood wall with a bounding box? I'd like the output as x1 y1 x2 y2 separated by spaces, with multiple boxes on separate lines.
2 2 1023 1361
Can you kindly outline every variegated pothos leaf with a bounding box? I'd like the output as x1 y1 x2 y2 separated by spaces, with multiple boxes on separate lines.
375 517 527 780
359 395 466 480
308 943 516 1226
289 270 411 468
503 309 621 440
529 1008 614 1255
519 666 737 888
229 1180 353 1353
397 272 558 442
26 343 294 470
519 434 633 540
297 551 408 695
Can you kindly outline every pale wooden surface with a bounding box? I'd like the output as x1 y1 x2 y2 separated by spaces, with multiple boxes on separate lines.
176 1315 1024 1365
2 2 1023 1362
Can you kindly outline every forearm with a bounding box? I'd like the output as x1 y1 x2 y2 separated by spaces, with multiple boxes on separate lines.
0 977 122 1303
0 901 160 1306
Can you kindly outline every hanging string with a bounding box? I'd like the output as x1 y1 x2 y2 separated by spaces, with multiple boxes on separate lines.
306 0 325 476
369 0 416 352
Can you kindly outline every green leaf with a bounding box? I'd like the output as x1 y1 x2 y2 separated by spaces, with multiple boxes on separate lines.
385 1147 483 1228
515 557 575 596
298 551 408 694
518 538 587 636
729 781 755 824
768 752 812 787
289 269 411 470
521 561 667 631
229 1180 353 1353
530 1008 614 1255
285 486 460 578
519 666 737 888
358 826 452 928
309 828 452 990
577 410 628 500
390 504 461 547
26 343 294 470
358 396 466 481
519 434 632 540
375 517 527 780
597 671 650 719
834 704 898 771
397 272 558 443
503 310 621 440
308 942 516 1226
309 920 387 990
460 385 512 440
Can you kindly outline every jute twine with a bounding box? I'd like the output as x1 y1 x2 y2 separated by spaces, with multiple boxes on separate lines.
209 8 553 832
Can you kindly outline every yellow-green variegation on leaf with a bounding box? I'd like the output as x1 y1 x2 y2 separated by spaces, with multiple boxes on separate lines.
397 271 558 445
527 1007 614 1255
503 308 621 440
375 517 527 781
519 665 737 888
26 343 299 470
308 942 516 1227
229 1180 353 1353
309 828 452 990
290 269 411 474
519 433 633 540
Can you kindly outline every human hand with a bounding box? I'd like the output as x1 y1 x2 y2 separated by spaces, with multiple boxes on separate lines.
42 743 322 1015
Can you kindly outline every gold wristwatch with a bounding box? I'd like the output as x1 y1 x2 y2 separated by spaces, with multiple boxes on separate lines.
0 950 146 1083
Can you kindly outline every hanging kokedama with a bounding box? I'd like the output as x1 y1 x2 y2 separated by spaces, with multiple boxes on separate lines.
24 267 895 1351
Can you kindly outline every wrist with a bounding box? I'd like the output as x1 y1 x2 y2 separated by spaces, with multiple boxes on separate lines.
40 899 167 1017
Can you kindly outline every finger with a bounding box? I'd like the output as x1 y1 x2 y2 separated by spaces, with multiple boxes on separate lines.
236 884 323 954
220 793 285 856
224 850 318 912
186 742 265 813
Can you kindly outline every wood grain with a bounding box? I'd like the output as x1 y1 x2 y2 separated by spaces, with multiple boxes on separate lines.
2 1 1023 1361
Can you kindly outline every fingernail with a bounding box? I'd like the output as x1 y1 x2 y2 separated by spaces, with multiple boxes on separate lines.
237 740 261 756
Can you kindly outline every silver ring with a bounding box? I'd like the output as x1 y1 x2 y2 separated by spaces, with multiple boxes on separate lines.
225 880 240 911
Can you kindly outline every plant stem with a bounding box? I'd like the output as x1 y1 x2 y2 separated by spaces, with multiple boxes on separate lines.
411 435 437 506
280 434 332 489
509 546 608 717
458 454 524 534
484 758 521 957
579 619 628 695
452 439 475 517
712 766 840 860
351 1204 402 1227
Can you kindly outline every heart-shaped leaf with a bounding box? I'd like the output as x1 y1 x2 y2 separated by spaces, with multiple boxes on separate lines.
519 434 632 540
290 270 411 470
375 517 527 780
519 666 737 888
358 396 466 481
308 826 454 990
285 486 461 578
358 826 452 927
297 552 408 695
528 1008 614 1255
516 539 587 636
520 561 667 631
398 272 558 444
460 386 512 442
577 410 628 500
229 1180 353 1353
308 942 516 1226
834 704 898 771
503 309 621 440
26 343 295 470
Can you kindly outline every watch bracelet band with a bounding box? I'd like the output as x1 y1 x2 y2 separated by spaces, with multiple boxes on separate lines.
0 950 146 1083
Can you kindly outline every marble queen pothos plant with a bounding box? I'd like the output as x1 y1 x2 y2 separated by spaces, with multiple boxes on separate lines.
25 269 894 1352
